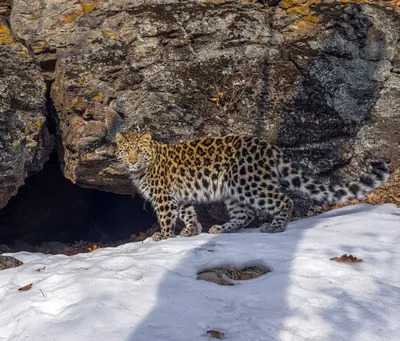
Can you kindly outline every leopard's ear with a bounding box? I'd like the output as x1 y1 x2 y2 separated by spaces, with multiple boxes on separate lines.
116 132 127 144
139 133 152 144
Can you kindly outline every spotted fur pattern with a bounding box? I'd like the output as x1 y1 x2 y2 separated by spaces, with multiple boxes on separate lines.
116 133 389 241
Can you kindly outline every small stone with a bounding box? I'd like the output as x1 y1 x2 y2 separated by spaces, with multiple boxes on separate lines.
206 330 225 339
44 241 68 254
0 255 23 270
0 244 14 254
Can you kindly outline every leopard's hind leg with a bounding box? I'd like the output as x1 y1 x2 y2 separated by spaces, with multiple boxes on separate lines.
179 204 202 237
241 184 293 233
209 199 254 234
258 193 293 233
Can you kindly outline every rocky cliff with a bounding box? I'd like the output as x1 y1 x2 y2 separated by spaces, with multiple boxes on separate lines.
0 14 52 209
1 0 399 209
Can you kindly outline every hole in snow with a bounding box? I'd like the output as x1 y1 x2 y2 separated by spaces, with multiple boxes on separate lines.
197 265 270 286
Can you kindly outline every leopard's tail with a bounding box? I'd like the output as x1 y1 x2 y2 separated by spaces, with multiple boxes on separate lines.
277 160 389 204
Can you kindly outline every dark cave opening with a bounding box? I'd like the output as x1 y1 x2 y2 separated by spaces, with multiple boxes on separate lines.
0 151 158 251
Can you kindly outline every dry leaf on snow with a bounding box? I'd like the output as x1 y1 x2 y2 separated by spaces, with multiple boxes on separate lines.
330 254 363 263
206 330 225 339
234 273 252 280
18 283 33 291
87 244 99 252
197 271 233 286
35 266 46 272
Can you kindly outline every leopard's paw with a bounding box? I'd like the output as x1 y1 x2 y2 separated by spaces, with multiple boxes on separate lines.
208 225 224 234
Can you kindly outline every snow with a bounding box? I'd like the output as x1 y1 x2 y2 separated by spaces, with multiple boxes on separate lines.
1 204 400 341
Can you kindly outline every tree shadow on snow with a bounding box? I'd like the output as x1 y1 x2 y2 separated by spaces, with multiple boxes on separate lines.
126 204 398 341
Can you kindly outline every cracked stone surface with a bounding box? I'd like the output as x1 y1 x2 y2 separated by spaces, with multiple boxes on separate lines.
4 0 400 207
0 16 52 209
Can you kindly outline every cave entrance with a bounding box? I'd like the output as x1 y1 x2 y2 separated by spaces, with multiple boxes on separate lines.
0 152 158 255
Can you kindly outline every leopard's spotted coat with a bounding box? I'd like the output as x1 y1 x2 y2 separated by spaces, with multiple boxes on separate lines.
116 133 389 241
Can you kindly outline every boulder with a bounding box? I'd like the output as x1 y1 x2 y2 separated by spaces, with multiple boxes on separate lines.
9 0 400 197
0 255 23 270
0 17 52 209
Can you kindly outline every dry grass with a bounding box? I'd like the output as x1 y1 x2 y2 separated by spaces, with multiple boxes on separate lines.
210 74 254 114
197 266 269 286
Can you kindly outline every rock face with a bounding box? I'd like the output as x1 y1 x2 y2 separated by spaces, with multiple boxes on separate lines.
0 17 52 209
6 1 400 198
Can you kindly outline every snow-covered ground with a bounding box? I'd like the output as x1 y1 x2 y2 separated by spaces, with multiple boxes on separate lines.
0 204 399 341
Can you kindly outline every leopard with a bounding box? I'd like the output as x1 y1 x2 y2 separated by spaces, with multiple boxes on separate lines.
115 132 389 242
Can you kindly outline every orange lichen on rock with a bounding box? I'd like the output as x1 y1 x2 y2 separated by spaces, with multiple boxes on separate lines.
0 24 13 44
93 91 103 102
62 10 81 24
281 0 321 30
281 0 400 31
77 75 87 86
0 24 34 61
103 30 118 38
62 0 101 24
81 2 98 13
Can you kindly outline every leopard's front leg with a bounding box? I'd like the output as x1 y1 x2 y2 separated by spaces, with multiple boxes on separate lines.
152 195 179 242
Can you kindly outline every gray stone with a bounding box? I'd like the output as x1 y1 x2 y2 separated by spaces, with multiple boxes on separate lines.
0 17 52 209
0 255 23 270
0 244 13 254
43 241 68 254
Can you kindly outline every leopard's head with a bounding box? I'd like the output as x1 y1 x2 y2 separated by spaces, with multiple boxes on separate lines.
115 132 153 173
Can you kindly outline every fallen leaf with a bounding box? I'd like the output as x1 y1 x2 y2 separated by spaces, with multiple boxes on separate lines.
197 272 233 286
18 283 33 291
330 254 363 263
88 244 99 252
234 273 252 280
35 266 46 272
206 330 224 339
